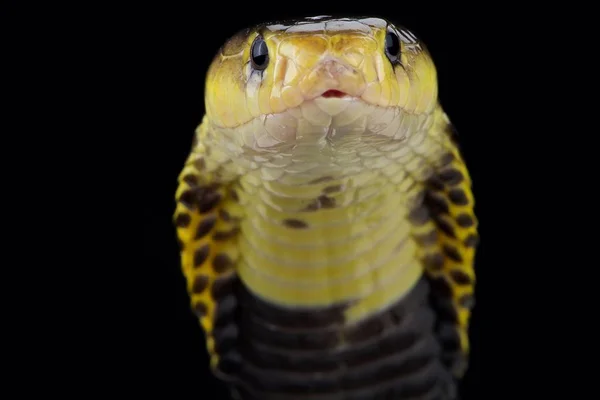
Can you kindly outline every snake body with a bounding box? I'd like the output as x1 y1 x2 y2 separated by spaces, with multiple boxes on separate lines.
174 16 478 400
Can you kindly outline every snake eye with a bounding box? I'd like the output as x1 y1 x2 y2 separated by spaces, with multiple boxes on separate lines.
250 36 269 70
384 29 401 63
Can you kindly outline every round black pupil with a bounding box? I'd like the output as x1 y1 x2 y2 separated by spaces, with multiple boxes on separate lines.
252 39 268 67
385 32 400 57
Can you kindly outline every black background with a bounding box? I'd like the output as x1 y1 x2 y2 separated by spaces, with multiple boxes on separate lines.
137 4 517 399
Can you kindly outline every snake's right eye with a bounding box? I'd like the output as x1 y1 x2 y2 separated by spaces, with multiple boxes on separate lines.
250 36 269 70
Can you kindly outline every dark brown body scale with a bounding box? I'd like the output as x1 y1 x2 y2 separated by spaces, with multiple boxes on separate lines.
214 275 458 400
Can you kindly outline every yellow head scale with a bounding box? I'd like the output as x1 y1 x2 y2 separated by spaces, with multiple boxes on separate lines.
204 16 438 134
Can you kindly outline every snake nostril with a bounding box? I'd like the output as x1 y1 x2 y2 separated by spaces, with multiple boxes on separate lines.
321 90 347 98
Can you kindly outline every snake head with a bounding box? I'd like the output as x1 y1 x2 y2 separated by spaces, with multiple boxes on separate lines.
203 16 439 154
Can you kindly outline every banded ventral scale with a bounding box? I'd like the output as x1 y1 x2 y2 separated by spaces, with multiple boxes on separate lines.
174 15 478 400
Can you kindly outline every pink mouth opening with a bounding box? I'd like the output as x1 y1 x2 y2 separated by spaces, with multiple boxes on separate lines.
321 89 347 98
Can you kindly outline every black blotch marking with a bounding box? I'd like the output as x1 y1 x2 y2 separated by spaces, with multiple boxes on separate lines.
195 214 217 239
183 174 198 186
448 189 469 206
323 185 343 194
423 253 444 271
305 195 336 211
432 215 456 238
175 213 191 228
196 187 222 213
439 169 464 185
439 153 455 167
443 244 463 263
457 213 475 227
178 190 195 209
424 191 450 215
450 270 471 285
193 244 210 267
318 195 336 208
213 227 240 241
283 219 308 229
213 253 234 273
194 302 208 317
179 185 222 212
192 275 209 293
177 239 185 250
464 233 479 247
427 177 445 191
408 206 429 226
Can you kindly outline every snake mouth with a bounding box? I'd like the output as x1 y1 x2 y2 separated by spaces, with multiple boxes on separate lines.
321 89 348 98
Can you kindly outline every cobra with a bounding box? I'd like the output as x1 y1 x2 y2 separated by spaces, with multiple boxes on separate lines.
174 15 478 400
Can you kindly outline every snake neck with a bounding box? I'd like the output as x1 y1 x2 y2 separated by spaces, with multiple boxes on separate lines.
201 101 449 184
192 104 453 323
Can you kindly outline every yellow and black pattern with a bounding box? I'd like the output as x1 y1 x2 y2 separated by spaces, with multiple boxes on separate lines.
413 129 478 379
174 122 245 375
173 15 479 400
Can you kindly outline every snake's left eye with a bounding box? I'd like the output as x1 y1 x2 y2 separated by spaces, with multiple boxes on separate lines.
250 36 269 70
384 29 401 63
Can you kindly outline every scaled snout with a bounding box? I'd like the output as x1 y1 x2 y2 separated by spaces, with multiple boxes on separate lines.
299 57 366 100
